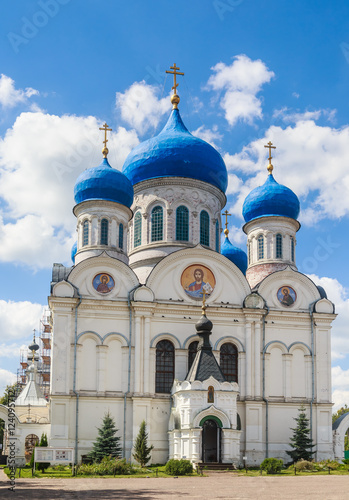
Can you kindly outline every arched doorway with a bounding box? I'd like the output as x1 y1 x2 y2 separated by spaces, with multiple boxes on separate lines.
25 434 39 463
202 418 221 463
333 413 349 461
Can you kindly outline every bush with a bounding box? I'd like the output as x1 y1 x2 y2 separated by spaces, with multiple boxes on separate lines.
165 459 193 476
316 459 340 471
342 458 349 465
294 459 314 471
260 458 283 474
77 456 136 476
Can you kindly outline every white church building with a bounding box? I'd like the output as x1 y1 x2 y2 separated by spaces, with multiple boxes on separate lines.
12 69 337 466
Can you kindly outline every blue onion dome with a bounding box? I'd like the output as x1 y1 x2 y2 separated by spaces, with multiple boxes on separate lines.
242 173 300 223
122 109 228 193
71 241 77 264
74 157 134 208
221 234 248 274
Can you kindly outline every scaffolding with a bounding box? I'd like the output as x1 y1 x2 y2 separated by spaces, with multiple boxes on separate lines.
17 309 52 398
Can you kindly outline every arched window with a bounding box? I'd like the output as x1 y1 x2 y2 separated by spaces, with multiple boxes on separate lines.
176 206 189 241
151 206 163 242
100 218 108 245
155 340 175 393
291 237 295 262
276 233 282 259
83 220 89 247
134 212 142 248
258 234 264 260
119 223 124 250
200 210 210 246
188 340 199 372
220 342 238 383
215 220 219 252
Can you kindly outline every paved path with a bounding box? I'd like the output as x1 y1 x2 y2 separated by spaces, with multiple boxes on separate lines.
1 468 349 499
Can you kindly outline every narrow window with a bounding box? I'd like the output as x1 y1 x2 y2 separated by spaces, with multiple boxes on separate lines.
119 223 124 250
155 340 174 393
200 210 210 246
276 233 282 259
220 342 238 383
258 234 264 260
151 206 163 242
291 237 295 262
134 212 142 248
188 341 199 372
215 220 219 252
100 218 108 245
83 220 89 247
176 206 189 241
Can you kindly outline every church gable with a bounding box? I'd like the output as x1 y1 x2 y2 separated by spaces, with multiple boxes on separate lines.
65 254 139 299
146 246 250 305
256 267 321 311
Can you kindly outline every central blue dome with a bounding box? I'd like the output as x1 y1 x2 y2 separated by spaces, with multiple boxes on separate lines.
74 158 134 207
122 109 228 193
243 174 300 223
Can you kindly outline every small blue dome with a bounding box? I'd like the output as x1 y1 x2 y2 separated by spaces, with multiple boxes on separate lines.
242 174 300 223
221 236 248 274
71 241 77 264
122 109 228 193
74 158 134 207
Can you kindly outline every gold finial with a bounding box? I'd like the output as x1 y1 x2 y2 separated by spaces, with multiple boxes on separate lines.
264 141 276 174
222 210 231 237
166 63 184 109
99 123 112 158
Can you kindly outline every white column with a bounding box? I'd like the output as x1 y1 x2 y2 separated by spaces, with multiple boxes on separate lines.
143 316 150 393
284 353 292 400
134 316 142 393
91 217 98 245
111 219 117 247
254 322 261 398
245 321 252 398
239 352 246 398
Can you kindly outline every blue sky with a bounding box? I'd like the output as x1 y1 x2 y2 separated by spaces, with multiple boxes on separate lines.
1 0 349 409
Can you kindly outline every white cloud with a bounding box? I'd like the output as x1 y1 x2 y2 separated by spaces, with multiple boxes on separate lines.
116 81 170 135
0 343 28 359
273 107 336 124
0 112 139 268
224 116 349 223
332 366 349 412
0 368 17 395
332 389 349 412
192 125 222 148
207 55 275 126
0 74 39 109
0 300 44 340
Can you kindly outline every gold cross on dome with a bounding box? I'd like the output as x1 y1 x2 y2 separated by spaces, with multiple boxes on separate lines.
222 209 231 236
99 123 112 158
200 288 207 314
166 63 184 95
264 141 276 174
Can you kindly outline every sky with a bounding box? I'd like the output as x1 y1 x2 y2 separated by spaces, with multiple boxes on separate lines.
0 0 349 411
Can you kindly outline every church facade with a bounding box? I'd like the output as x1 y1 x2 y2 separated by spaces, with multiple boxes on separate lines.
44 76 336 466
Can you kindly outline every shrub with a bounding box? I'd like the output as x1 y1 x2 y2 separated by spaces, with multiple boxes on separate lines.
165 459 193 476
316 459 340 471
77 456 136 476
260 458 283 474
294 459 314 471
342 458 349 465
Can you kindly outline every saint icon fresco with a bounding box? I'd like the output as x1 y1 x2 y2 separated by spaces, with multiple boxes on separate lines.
277 286 296 307
93 273 115 294
181 265 216 300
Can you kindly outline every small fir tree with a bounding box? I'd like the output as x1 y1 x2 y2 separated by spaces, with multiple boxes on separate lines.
89 412 122 462
36 433 50 472
286 405 315 462
133 420 154 467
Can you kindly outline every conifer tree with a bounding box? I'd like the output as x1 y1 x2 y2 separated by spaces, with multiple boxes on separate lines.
89 412 122 462
287 405 315 462
133 420 154 467
37 433 50 472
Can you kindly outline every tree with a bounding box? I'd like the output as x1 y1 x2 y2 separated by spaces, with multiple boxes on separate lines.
133 420 154 467
286 405 315 462
0 383 21 406
36 433 50 472
88 412 122 462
